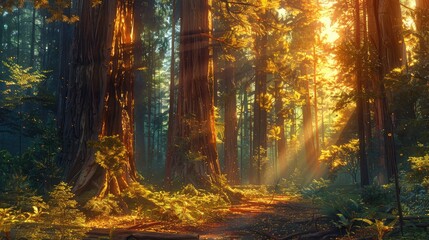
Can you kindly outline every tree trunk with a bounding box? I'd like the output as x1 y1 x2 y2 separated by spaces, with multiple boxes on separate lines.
302 66 317 176
101 0 137 196
224 60 239 185
251 26 268 185
30 6 36 67
275 79 286 178
165 0 177 186
61 0 136 197
355 0 369 186
166 0 221 188
57 0 73 138
367 0 404 183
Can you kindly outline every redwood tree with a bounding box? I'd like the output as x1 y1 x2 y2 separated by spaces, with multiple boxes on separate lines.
223 59 239 185
60 0 136 196
367 0 404 183
165 0 221 188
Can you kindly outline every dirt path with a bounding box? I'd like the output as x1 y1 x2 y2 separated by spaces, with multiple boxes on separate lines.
157 195 330 240
199 196 328 239
85 195 332 240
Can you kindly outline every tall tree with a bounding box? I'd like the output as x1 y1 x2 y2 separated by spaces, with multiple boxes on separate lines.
250 8 268 185
60 0 136 197
224 58 239 185
166 0 221 188
355 0 369 186
367 0 404 183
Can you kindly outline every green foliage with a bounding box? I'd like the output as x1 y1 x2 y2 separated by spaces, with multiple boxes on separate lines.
319 138 360 183
278 168 304 195
1 182 87 240
41 182 87 240
333 213 372 237
408 154 429 189
84 194 121 217
0 60 45 109
90 135 127 175
301 178 331 203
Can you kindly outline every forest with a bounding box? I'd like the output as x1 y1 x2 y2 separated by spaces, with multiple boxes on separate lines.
0 0 429 239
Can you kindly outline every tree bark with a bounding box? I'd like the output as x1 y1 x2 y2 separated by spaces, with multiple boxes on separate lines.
224 60 239 185
166 0 221 188
367 0 404 183
61 0 136 197
251 16 268 185
355 0 369 186
101 0 137 195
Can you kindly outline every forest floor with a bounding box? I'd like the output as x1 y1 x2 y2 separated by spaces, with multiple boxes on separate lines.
84 195 345 240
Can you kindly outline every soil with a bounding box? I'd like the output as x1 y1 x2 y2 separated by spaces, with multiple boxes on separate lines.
85 195 336 240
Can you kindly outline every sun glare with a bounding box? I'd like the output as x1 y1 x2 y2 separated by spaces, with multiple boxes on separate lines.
320 16 339 44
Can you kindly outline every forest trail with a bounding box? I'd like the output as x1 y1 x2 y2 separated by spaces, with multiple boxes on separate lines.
85 195 332 240
184 195 326 239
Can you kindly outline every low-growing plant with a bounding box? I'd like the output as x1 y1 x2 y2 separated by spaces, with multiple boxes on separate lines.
278 168 304 194
408 154 429 189
301 178 331 203
85 194 121 217
42 181 87 240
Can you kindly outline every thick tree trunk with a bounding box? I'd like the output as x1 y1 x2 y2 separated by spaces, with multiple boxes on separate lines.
101 0 137 195
61 0 136 197
61 0 117 193
166 0 221 188
367 0 404 183
224 60 239 185
57 0 73 138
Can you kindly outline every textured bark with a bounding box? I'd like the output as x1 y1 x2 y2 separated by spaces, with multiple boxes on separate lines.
61 0 136 196
101 0 137 196
224 60 239 185
251 32 268 185
57 0 73 138
355 0 369 186
367 0 404 183
166 0 221 188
